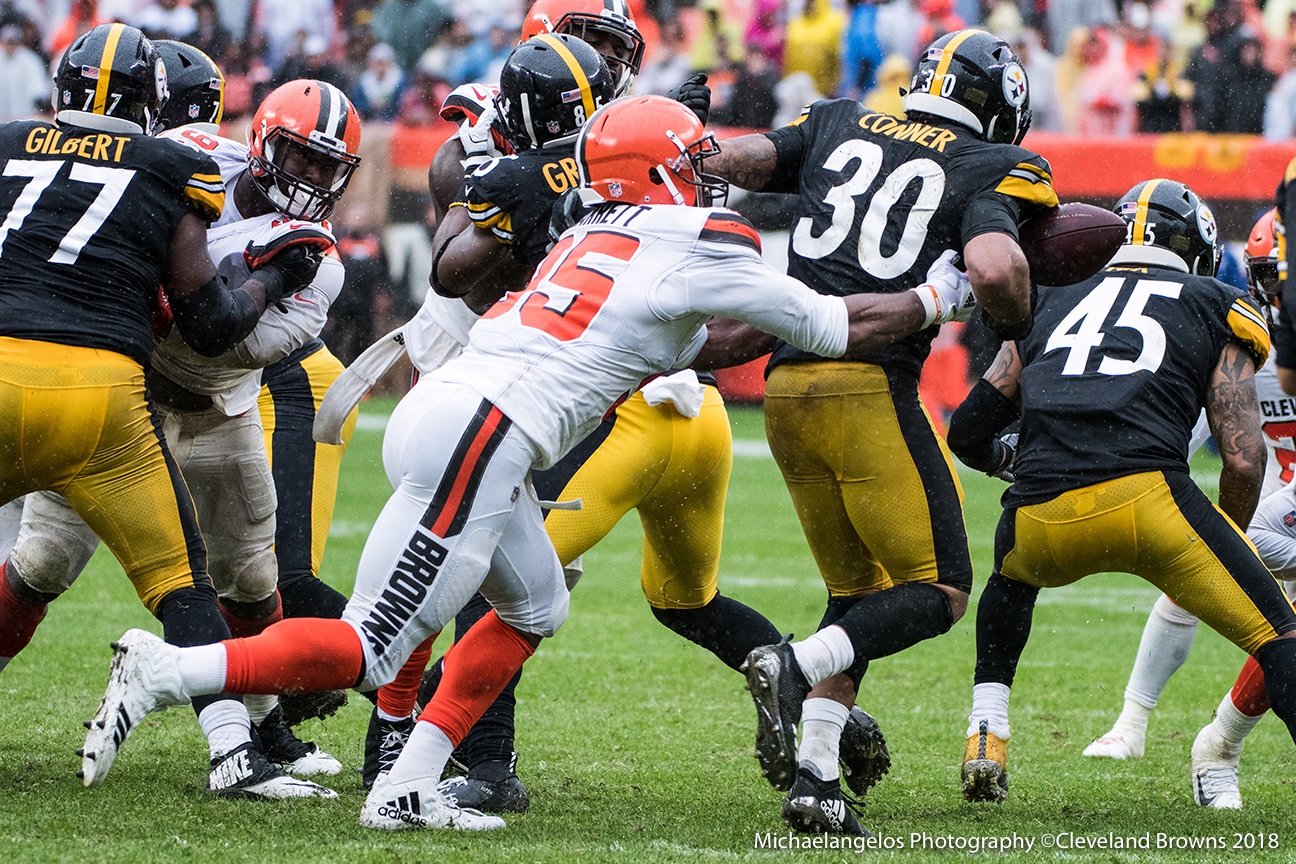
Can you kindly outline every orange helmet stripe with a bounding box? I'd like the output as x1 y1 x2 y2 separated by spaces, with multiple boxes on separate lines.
93 23 126 115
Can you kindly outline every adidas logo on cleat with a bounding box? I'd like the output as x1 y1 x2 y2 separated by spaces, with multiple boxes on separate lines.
111 704 131 749
377 793 428 827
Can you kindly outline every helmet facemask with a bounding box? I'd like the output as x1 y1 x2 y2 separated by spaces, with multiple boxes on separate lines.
556 13 643 97
654 129 727 207
250 128 359 221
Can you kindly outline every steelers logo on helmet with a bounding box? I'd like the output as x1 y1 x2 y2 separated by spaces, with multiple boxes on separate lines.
1002 62 1027 108
1196 203 1217 245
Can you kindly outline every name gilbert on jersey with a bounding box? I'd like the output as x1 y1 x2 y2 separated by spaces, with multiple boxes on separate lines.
24 127 131 162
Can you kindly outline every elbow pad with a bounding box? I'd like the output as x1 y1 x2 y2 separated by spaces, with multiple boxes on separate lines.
948 378 1021 471
170 275 260 357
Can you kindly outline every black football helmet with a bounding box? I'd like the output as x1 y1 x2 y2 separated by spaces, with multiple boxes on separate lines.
1111 179 1220 277
904 29 1031 146
496 34 615 151
154 40 224 133
53 22 168 135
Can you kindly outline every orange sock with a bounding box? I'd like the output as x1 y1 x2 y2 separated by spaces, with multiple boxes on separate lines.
219 591 283 638
223 618 364 694
377 634 437 718
1231 655 1269 717
418 611 534 746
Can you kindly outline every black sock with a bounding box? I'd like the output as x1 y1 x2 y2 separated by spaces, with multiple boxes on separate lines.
453 591 493 641
651 593 781 671
1257 637 1296 745
973 573 1039 686
279 574 348 620
833 582 957 665
157 585 243 719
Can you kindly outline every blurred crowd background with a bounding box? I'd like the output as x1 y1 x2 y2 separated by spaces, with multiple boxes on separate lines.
0 0 1287 397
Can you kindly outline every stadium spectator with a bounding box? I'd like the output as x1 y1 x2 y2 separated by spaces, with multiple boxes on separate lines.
1047 0 1117 54
1013 28 1064 132
132 0 197 41
1073 26 1137 137
219 35 274 118
916 0 965 49
712 46 779 128
745 0 785 70
783 0 845 96
256 0 337 70
1133 40 1193 133
0 0 39 58
635 19 691 95
0 24 46 121
275 34 351 92
983 0 1023 42
456 23 513 85
46 0 102 63
1264 44 1296 140
371 0 450 72
841 0 883 100
353 42 406 121
1187 8 1244 132
341 25 379 87
1120 2 1162 77
875 0 924 62
187 0 231 66
690 0 744 73
416 18 475 85
396 67 446 124
1226 33 1274 133
772 69 820 126
863 53 910 117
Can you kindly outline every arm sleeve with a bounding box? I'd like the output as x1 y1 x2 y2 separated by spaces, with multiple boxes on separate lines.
169 275 261 357
961 192 1022 244
231 255 343 368
652 246 849 358
947 378 1021 472
762 113 810 194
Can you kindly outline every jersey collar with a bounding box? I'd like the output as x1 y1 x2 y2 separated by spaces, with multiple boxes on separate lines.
1107 245 1189 273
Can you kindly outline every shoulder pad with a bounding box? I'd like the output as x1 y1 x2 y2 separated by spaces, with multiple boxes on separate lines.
440 83 499 126
1227 293 1271 368
993 150 1058 209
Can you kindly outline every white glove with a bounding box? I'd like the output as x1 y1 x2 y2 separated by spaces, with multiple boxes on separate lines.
910 249 977 327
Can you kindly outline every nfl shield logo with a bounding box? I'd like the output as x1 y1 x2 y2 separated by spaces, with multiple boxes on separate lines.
546 120 561 135
609 181 622 198
188 103 200 119
1284 512 1295 528
62 90 71 105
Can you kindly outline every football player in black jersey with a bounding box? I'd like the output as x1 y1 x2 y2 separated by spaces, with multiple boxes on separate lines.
1271 158 1296 395
706 28 1057 816
947 178 1296 804
0 23 321 788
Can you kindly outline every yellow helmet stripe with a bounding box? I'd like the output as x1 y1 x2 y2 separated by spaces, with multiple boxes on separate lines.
536 34 595 122
1131 178 1164 247
93 23 126 116
931 29 983 97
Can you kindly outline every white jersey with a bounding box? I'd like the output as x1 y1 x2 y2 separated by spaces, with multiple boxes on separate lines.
151 129 344 415
431 204 848 468
405 289 482 375
1257 353 1296 495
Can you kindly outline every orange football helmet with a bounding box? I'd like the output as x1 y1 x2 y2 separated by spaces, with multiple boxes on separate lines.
1247 208 1280 310
576 96 725 207
521 0 644 97
247 79 361 221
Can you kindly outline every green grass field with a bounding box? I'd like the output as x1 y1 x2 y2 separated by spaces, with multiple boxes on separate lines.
1 400 1291 863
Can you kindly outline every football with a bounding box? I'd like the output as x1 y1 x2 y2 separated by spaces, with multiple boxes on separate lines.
1020 202 1127 286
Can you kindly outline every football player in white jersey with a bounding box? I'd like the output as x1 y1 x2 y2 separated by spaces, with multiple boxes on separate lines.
1083 211 1296 802
16 74 357 799
80 96 977 831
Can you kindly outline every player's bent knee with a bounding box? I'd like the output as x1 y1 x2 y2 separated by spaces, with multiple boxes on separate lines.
1152 592 1201 627
11 535 89 597
218 548 279 605
935 583 969 624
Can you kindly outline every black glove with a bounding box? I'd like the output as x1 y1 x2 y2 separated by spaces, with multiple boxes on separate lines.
988 433 1018 482
668 72 710 125
548 188 589 246
252 244 324 308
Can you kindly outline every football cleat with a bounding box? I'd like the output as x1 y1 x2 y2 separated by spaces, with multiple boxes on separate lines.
253 704 342 777
1191 724 1243 809
782 767 870 837
741 638 811 791
437 752 530 814
961 720 1009 803
1082 730 1145 759
362 707 414 790
360 772 506 831
208 741 338 800
278 689 348 728
839 707 890 803
80 628 189 787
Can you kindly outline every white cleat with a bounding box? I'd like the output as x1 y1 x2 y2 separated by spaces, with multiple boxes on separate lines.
78 629 189 787
1082 731 1145 759
208 742 338 800
1191 724 1243 809
360 773 506 831
281 747 343 778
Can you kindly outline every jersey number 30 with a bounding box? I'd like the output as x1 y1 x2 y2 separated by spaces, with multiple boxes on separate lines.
0 159 135 266
1044 277 1183 375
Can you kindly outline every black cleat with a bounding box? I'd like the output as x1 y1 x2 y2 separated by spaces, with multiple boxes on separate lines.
741 638 811 791
782 767 870 836
839 707 890 803
253 704 342 777
278 689 348 728
207 741 337 799
362 708 415 790
437 753 530 814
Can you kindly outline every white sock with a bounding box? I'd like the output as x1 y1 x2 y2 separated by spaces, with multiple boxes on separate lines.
1124 595 1198 711
177 643 228 697
1215 693 1263 747
968 682 1011 739
1110 699 1152 739
244 694 277 726
377 707 409 723
384 720 454 786
198 699 252 759
798 698 849 781
791 626 854 687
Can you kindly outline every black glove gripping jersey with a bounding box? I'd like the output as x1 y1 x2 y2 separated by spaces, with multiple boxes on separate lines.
764 99 1057 379
463 140 580 269
1005 263 1270 508
0 121 224 365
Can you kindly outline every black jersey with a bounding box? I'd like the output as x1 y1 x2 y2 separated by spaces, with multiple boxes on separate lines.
764 99 1057 378
1274 156 1296 369
463 141 578 269
0 121 224 366
1004 263 1270 508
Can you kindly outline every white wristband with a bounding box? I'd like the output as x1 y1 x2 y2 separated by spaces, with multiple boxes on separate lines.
910 284 941 329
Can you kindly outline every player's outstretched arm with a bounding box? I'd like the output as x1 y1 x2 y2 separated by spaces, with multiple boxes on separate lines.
1207 341 1267 528
690 318 777 370
706 134 780 193
965 232 1032 337
165 211 315 356
429 206 531 312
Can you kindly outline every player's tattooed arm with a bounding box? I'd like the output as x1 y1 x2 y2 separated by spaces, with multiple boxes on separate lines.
1207 341 1266 528
983 340 1024 403
946 341 1022 477
707 134 779 192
